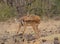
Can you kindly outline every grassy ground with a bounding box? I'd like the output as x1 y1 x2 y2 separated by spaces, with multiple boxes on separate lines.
0 19 60 44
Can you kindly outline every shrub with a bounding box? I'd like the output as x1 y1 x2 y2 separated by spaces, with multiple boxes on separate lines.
0 3 17 21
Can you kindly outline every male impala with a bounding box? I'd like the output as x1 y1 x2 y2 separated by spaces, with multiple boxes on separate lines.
15 14 41 38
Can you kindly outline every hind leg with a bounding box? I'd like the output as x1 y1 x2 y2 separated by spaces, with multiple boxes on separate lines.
32 23 40 39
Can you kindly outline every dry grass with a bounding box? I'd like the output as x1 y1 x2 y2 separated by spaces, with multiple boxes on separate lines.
0 19 60 44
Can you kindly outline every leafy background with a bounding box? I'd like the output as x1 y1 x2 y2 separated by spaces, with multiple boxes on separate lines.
0 0 60 21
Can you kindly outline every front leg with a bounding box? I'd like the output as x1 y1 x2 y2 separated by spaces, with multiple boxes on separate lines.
17 23 22 34
32 23 40 39
22 22 27 35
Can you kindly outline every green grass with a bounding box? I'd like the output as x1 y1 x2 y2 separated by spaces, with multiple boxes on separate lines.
0 3 17 21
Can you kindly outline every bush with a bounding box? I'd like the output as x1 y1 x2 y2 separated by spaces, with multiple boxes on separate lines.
0 3 17 21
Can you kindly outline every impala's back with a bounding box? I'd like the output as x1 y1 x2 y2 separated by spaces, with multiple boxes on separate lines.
19 15 40 24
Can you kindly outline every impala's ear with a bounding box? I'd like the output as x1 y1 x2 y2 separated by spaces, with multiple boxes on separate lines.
14 18 19 23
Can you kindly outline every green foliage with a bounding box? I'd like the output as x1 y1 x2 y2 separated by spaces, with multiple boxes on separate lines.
25 0 43 15
0 0 60 21
0 3 17 21
26 0 60 18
